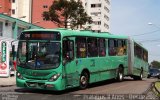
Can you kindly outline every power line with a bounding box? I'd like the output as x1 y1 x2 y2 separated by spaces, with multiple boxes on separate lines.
131 29 160 37
138 39 160 43
149 54 160 57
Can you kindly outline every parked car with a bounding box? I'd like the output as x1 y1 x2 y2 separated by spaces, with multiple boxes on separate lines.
147 68 160 79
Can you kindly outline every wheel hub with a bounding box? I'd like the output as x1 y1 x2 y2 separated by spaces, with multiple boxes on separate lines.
81 76 87 85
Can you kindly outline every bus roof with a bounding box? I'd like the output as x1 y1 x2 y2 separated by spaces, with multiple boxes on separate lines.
22 28 129 39
22 28 148 51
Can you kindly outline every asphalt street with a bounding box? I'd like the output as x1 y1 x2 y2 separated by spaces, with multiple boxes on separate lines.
0 78 159 100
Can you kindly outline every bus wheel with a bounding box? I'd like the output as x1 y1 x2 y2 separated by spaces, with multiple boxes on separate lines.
134 70 143 80
139 71 143 80
79 71 89 89
117 67 124 82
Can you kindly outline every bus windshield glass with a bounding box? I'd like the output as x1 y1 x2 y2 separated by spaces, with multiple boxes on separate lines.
17 41 60 69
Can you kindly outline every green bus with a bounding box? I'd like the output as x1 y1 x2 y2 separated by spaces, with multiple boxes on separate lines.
15 28 148 91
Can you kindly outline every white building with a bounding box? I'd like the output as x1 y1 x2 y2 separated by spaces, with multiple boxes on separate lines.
10 0 110 32
81 0 110 32
11 0 31 23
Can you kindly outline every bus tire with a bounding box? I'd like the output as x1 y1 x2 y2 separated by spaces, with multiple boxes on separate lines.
79 71 89 89
139 70 143 80
117 67 124 82
134 70 143 80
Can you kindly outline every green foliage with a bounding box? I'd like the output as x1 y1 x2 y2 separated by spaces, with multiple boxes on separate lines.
151 60 160 68
43 0 92 29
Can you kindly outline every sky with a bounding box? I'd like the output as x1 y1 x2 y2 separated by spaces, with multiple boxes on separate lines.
110 0 160 63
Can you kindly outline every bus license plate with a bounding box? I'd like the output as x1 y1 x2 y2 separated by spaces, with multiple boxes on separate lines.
29 83 36 87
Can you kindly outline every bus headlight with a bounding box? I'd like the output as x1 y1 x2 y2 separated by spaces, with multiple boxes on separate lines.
17 72 23 79
49 73 60 81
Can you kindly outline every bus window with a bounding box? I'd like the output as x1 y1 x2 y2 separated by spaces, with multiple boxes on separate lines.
143 50 148 62
76 37 87 58
87 38 98 57
108 39 116 56
122 40 127 55
117 40 126 56
99 38 106 57
134 43 142 59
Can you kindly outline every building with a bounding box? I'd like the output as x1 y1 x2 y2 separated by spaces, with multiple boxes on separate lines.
0 13 42 40
1 0 110 32
0 0 11 16
0 14 42 78
11 0 31 23
31 0 58 28
10 0 58 28
81 0 110 32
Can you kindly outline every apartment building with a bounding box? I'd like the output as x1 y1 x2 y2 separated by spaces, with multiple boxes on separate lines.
81 0 110 32
10 0 58 28
1 0 110 32
32 0 58 28
0 0 11 16
11 0 32 23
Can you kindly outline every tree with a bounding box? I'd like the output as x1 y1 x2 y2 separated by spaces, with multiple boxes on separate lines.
151 60 160 68
43 0 92 29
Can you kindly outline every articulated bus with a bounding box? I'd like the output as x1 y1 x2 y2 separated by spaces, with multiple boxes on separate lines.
15 28 148 91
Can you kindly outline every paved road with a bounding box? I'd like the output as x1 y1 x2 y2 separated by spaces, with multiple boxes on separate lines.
0 78 158 100
71 78 157 94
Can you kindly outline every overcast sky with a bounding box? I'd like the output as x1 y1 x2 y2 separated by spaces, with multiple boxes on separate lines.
110 0 160 63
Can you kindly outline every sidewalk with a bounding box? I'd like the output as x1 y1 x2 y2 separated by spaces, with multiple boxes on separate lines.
0 76 16 87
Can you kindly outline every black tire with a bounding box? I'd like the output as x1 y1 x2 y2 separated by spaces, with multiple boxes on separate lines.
158 75 160 79
79 71 89 89
134 70 143 80
117 67 124 82
139 71 143 80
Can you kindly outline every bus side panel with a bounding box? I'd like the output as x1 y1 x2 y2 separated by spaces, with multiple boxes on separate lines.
76 57 114 84
98 57 117 81
133 57 142 76
141 60 148 78
131 42 149 77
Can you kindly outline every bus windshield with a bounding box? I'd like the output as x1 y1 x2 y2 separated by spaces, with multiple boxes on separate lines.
17 41 60 70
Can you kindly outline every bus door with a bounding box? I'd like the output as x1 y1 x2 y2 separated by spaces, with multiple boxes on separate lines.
62 38 79 88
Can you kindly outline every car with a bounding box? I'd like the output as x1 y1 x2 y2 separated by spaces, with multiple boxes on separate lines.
147 68 160 79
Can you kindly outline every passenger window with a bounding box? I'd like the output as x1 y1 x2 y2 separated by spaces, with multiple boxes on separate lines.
143 50 148 62
76 37 87 58
99 38 106 57
87 38 98 57
108 39 117 56
117 40 127 56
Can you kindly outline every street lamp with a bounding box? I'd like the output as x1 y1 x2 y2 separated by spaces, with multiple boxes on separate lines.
148 22 153 25
148 22 160 29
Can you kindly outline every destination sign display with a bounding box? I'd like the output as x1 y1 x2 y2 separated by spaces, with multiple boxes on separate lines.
20 31 61 40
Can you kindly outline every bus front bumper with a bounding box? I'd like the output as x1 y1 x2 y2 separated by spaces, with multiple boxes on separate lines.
16 78 64 91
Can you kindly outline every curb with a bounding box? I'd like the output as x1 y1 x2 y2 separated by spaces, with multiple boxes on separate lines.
0 84 16 87
143 81 160 99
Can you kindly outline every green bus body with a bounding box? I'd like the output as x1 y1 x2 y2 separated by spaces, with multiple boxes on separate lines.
16 28 148 91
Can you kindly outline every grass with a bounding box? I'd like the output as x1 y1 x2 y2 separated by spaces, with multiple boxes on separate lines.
154 81 160 97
